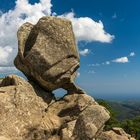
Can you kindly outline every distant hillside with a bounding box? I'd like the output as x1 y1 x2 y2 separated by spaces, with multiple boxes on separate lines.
105 100 140 120
96 99 140 139
0 78 3 84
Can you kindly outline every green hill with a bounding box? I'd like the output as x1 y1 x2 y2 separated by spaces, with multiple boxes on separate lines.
96 99 140 140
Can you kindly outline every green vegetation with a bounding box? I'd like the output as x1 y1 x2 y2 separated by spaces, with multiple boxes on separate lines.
0 78 3 80
97 99 140 140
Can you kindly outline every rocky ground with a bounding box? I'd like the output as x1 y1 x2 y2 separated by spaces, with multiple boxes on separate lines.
0 75 135 140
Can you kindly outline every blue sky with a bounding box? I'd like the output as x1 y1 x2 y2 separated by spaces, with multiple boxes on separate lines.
0 0 140 99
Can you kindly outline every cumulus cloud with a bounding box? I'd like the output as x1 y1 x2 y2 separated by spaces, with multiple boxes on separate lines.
88 52 134 66
129 52 135 57
112 57 129 63
0 0 114 73
79 49 90 56
0 0 52 68
0 46 14 66
61 12 114 43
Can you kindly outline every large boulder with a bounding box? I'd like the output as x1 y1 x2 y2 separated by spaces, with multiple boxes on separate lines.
0 75 54 140
14 16 82 93
97 128 136 140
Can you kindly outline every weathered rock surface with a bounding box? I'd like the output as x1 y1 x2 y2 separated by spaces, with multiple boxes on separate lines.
97 128 135 140
14 16 82 93
0 75 54 140
0 75 135 140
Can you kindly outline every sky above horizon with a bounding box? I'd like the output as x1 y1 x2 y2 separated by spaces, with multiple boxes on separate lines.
0 0 140 99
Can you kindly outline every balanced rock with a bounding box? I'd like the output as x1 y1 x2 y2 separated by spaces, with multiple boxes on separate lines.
14 16 83 93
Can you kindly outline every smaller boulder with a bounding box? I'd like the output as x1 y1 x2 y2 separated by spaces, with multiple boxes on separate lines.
97 127 136 140
73 105 110 140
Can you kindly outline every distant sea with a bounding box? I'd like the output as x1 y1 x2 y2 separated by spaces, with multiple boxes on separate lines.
91 93 140 101
0 73 140 101
53 90 140 101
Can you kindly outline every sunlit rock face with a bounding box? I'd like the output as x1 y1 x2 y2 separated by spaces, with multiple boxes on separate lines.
0 75 110 140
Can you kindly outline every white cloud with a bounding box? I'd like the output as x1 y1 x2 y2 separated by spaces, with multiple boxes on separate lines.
88 70 95 74
112 13 117 19
0 0 52 67
95 63 100 66
77 72 80 77
0 0 114 71
105 61 110 65
0 66 18 74
88 53 132 66
61 12 114 43
88 63 100 67
112 57 129 63
79 49 90 56
0 46 14 66
129 52 135 57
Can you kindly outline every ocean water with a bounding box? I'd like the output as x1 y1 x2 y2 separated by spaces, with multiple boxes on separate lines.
53 89 140 101
0 73 140 101
91 93 140 101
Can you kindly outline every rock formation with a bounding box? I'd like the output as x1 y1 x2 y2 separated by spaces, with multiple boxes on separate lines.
0 75 135 140
0 16 136 140
14 16 84 94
